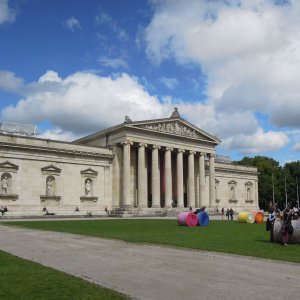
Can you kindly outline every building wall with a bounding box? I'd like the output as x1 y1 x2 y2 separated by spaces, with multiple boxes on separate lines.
0 131 259 216
0 134 113 216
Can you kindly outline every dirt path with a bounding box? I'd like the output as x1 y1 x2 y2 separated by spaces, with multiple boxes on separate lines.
0 224 299 300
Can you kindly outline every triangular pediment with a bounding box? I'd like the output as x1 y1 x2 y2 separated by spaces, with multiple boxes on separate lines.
41 165 61 173
228 180 237 185
0 161 19 170
81 168 98 176
128 119 220 144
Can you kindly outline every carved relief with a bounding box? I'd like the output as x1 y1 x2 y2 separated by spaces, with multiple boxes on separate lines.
142 121 198 138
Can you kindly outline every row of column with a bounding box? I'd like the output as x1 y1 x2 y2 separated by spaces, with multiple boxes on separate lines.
122 141 215 209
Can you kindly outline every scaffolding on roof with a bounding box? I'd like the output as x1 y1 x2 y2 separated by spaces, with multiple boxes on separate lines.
0 122 37 136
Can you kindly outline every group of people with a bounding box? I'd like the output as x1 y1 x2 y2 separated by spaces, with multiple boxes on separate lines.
267 202 299 245
221 207 234 220
0 205 8 216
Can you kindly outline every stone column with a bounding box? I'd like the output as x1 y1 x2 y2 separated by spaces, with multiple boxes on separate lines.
199 152 206 207
188 151 195 208
138 143 147 208
177 149 185 208
164 147 173 208
209 153 215 208
151 145 161 208
122 141 133 207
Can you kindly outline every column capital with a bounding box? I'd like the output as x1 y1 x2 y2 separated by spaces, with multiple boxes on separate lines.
209 153 215 159
199 152 206 157
121 140 133 146
189 151 196 155
152 145 161 150
138 143 147 148
165 147 173 152
177 148 185 153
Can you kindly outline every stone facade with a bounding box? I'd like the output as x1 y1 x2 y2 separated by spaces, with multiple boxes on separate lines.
0 110 259 217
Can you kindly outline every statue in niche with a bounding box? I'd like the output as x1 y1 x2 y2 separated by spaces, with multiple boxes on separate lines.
247 188 251 200
1 176 9 194
85 179 92 197
46 177 54 196
230 187 235 200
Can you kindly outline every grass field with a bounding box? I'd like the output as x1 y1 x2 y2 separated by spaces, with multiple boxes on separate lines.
4 219 300 263
0 250 129 300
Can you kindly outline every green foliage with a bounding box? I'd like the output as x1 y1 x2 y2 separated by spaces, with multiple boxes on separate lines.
5 219 300 263
234 157 300 210
0 250 129 300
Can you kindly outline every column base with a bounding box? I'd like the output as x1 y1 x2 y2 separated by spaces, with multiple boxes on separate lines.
151 205 161 208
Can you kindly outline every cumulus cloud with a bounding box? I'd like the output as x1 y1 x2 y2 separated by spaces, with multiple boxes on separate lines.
1 71 165 135
144 0 300 129
0 0 16 25
0 68 291 155
0 70 24 92
221 128 290 154
37 128 78 141
64 16 81 31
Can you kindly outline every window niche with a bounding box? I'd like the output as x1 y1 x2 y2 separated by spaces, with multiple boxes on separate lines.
0 161 19 201
40 165 61 203
80 168 98 202
245 181 254 203
228 180 238 203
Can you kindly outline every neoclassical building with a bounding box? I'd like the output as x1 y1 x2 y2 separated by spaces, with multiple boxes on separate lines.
0 109 259 217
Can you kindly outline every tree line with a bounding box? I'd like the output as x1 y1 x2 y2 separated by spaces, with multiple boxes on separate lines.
234 156 300 210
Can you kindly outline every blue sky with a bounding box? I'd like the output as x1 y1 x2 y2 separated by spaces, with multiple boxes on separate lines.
1 0 300 164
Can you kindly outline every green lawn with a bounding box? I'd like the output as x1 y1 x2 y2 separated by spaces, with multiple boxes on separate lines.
0 250 129 300
4 219 300 263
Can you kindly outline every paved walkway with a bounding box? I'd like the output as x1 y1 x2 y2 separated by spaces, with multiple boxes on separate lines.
0 224 299 300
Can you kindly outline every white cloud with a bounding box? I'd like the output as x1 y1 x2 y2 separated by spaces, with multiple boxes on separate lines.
98 56 129 69
292 143 300 152
37 128 78 141
144 0 300 129
1 71 165 134
0 70 24 92
38 71 62 83
0 68 291 155
0 0 16 25
64 16 81 31
221 128 290 154
159 77 178 89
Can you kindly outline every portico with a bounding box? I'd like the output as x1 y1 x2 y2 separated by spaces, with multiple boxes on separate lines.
119 140 216 210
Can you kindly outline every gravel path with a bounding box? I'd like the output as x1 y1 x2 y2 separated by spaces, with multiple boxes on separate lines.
0 224 299 300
